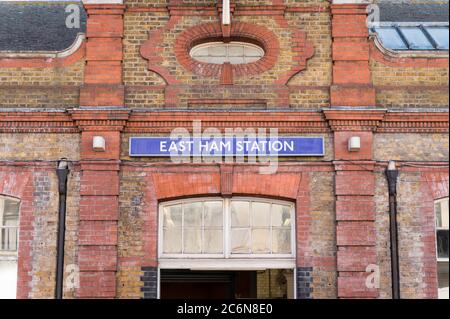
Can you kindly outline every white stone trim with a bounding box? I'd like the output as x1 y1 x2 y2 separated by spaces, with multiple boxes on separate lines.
158 259 296 270
0 33 85 59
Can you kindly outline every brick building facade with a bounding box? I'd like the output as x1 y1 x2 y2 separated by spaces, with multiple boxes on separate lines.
0 0 448 299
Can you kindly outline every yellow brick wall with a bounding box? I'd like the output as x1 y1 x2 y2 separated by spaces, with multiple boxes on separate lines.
0 60 84 108
371 59 449 108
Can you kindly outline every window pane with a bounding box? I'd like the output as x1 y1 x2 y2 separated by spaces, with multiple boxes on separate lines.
231 201 250 227
3 199 19 227
228 57 245 64
163 205 182 228
440 200 449 229
252 228 270 253
184 202 202 227
209 45 227 57
252 202 271 227
400 27 435 50
192 47 209 56
184 228 202 254
193 56 211 63
163 228 182 253
231 228 250 253
245 56 260 63
425 27 449 50
228 45 244 57
375 27 408 50
437 230 449 259
436 202 443 228
244 47 263 57
204 229 223 253
204 201 223 227
272 204 291 227
0 228 17 251
272 228 291 254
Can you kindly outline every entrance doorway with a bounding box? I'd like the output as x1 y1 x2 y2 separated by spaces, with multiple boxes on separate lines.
160 269 294 299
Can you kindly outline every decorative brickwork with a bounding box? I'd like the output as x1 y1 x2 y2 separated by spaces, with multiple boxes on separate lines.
140 267 158 299
296 267 313 299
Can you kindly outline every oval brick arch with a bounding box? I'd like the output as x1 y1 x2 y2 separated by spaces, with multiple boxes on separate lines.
173 21 280 79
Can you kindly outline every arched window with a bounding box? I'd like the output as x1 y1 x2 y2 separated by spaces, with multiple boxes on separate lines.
190 42 265 65
159 197 294 259
0 195 20 299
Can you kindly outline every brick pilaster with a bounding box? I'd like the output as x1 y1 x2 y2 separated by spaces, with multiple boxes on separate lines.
71 110 129 298
80 4 125 106
325 109 385 298
331 3 376 107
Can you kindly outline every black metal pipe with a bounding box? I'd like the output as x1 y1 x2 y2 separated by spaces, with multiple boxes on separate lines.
55 159 69 299
386 164 400 299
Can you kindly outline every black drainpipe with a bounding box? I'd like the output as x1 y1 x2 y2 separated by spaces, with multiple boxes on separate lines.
55 159 69 299
386 160 400 299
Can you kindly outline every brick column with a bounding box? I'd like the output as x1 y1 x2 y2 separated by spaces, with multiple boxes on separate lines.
80 2 125 106
71 110 129 298
331 2 376 107
325 109 385 298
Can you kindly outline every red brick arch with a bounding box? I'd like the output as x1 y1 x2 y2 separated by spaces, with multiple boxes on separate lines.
149 167 302 201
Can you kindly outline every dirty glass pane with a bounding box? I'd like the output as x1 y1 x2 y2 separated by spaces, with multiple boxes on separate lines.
375 27 408 50
184 228 202 254
244 46 264 57
436 202 443 228
245 56 260 63
231 228 251 253
272 228 291 254
184 202 203 227
425 27 449 50
440 200 449 229
209 45 227 57
193 47 209 56
400 27 434 50
2 199 19 227
252 228 271 253
231 201 250 227
272 204 291 227
228 57 245 64
252 202 271 227
163 228 182 253
228 45 244 56
204 201 223 227
204 229 223 253
163 205 182 228
437 230 449 259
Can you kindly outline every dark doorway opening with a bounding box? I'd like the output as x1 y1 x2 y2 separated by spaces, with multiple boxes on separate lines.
160 270 257 299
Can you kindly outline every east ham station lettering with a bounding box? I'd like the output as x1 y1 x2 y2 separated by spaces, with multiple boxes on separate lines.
129 137 325 157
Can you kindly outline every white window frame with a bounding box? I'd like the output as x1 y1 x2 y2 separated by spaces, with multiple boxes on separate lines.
0 195 20 300
0 195 20 257
158 197 296 269
435 197 449 262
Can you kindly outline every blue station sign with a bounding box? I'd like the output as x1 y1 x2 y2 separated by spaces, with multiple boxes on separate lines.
129 136 325 157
